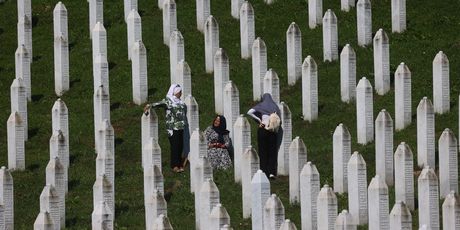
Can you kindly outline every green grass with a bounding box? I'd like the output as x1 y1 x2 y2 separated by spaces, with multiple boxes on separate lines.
0 0 459 228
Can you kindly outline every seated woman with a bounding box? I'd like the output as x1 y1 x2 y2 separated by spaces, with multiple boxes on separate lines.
204 115 233 170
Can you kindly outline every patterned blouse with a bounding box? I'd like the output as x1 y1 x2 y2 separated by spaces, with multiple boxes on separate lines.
151 97 187 136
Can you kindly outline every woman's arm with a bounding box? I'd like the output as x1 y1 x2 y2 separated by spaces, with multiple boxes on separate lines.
247 108 261 123
143 99 168 114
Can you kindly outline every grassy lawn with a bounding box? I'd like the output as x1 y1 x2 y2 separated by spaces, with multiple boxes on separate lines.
0 0 459 228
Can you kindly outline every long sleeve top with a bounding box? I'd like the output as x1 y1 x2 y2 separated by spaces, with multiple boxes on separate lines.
151 97 187 136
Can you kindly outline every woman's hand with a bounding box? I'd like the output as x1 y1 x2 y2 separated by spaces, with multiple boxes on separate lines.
143 104 151 114
259 123 265 128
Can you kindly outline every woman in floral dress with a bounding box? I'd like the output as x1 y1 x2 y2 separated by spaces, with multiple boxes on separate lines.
204 115 233 170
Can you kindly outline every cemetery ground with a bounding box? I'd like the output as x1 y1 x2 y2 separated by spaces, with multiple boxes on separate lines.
1 0 460 228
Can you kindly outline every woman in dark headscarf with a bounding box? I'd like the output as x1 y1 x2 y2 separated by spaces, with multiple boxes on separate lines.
204 115 233 170
247 93 282 179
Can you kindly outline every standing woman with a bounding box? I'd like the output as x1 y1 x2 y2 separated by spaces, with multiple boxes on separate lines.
144 84 188 173
204 115 233 170
247 93 282 179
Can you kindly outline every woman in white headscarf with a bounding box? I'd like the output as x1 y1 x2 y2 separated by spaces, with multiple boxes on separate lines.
144 84 188 173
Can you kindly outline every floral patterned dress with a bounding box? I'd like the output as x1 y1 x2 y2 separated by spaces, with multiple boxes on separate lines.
204 126 233 170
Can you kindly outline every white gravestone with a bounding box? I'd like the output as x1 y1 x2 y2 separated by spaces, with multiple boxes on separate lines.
88 0 103 39
242 147 260 218
347 151 368 225
356 0 372 46
95 149 114 192
124 0 137 22
264 0 275 4
204 15 219 73
199 179 220 230
286 22 302 85
91 201 113 230
157 0 163 10
194 157 213 229
210 204 230 229
145 189 167 230
15 44 31 101
177 61 192 100
252 38 267 101
356 77 373 144
341 0 355 12
153 214 173 230
39 185 60 230
170 30 185 84
193 141 212 195
54 2 68 40
91 22 107 62
375 109 394 186
333 123 351 194
302 55 318 121
335 210 356 230
54 34 70 96
317 185 338 230
263 194 285 230
368 175 389 230
373 29 390 95
93 54 109 95
438 128 458 198
11 77 28 141
142 109 159 161
322 10 338 62
184 95 199 136
263 69 280 104
93 174 114 213
391 0 406 33
251 170 270 230
33 211 54 230
190 130 207 193
277 102 291 176
389 201 412 229
92 22 107 62
417 97 435 169
45 157 65 228
7 112 25 171
418 166 440 229
97 120 115 158
214 48 229 115
432 51 450 114
132 40 148 105
395 63 411 130
196 0 210 32
240 1 255 59
223 81 240 141
394 142 414 210
49 130 69 193
221 224 233 230
340 44 356 103
144 165 164 197
279 219 297 230
289 137 307 204
52 99 69 150
231 0 243 19
233 115 251 183
308 0 322 29
442 191 460 230
163 0 177 46
300 162 320 230
143 138 162 173
127 10 142 60
94 85 110 152
17 15 33 59
0 167 13 229
17 0 31 21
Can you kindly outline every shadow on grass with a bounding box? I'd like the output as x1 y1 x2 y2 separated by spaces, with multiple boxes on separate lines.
115 201 130 216
0 28 3 35
31 94 44 102
29 127 39 139
69 42 76 51
110 102 121 111
109 61 117 70
68 179 80 191
66 217 77 227
148 88 157 96
26 163 40 171
69 154 77 164
70 78 81 88
32 55 42 62
115 137 124 146
32 16 39 28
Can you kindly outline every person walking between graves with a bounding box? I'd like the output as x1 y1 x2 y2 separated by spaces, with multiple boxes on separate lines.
144 84 188 173
247 93 282 179
204 115 233 170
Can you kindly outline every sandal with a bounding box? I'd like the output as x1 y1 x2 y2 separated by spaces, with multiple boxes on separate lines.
172 167 181 173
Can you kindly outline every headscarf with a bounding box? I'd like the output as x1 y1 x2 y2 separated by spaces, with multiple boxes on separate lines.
252 93 281 116
212 115 229 144
166 83 182 104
